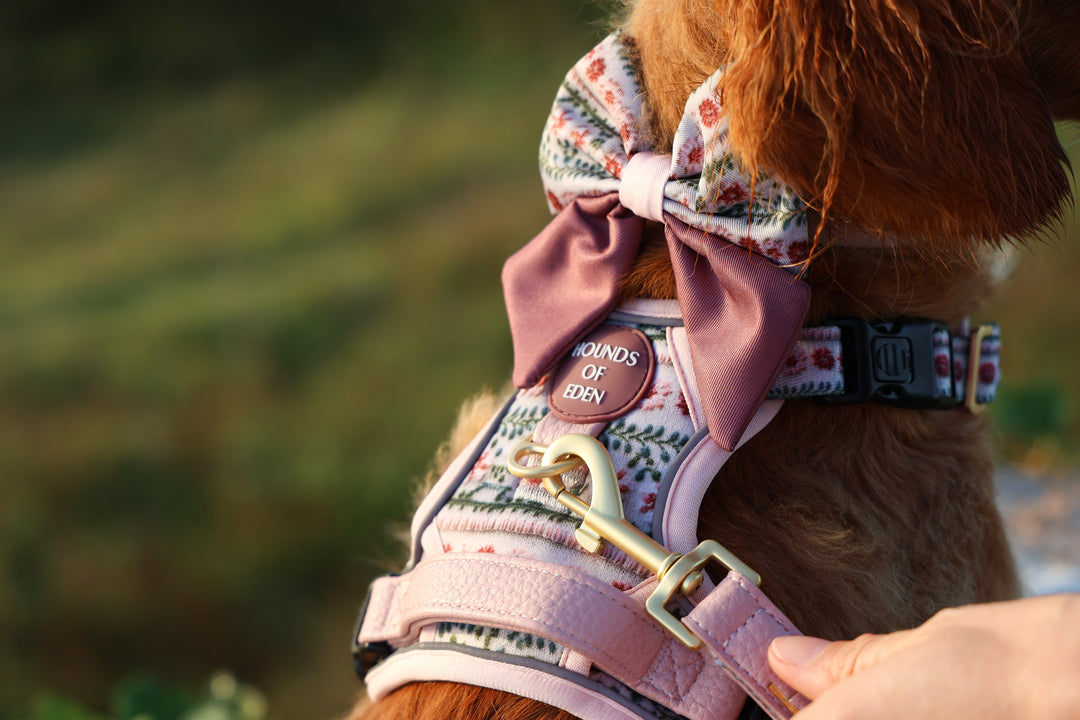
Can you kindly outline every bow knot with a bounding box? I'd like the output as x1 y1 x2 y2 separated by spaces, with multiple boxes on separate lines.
619 151 671 222
504 34 812 450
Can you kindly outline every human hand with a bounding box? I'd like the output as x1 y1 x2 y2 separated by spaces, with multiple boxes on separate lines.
767 594 1080 720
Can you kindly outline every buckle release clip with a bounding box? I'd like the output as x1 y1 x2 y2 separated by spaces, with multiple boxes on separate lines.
818 317 958 409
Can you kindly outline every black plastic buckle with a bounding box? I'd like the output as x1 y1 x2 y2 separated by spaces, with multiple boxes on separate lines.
817 317 959 409
351 580 395 679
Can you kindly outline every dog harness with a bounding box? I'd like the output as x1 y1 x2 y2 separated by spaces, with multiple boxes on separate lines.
353 34 1001 720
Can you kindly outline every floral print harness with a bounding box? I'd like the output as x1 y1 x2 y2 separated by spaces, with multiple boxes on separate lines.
360 300 784 720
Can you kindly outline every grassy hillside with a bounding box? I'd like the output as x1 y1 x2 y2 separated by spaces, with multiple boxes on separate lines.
1 8 1077 718
0 10 618 718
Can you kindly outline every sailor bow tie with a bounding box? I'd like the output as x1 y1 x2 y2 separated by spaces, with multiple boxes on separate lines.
502 34 812 451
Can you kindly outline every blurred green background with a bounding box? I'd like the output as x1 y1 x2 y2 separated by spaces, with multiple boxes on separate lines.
0 1 1077 718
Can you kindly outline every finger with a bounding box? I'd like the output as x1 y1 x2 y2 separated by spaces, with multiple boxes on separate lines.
768 636 835 698
769 630 915 699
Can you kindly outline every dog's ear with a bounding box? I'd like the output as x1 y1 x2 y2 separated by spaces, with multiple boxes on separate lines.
1025 0 1080 121
628 0 1072 251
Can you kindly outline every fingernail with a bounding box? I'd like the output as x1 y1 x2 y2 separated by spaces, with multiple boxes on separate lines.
770 636 831 666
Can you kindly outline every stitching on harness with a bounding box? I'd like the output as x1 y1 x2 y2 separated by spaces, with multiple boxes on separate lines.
399 556 661 680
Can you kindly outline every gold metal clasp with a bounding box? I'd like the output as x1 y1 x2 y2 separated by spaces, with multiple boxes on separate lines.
965 324 994 414
508 433 760 649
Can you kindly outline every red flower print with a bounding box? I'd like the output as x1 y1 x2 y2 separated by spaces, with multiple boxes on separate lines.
571 129 589 148
687 144 703 167
547 190 565 212
763 243 785 261
780 350 808 378
714 226 735 242
642 386 671 411
717 183 748 205
478 545 495 553
612 581 633 592
640 493 657 513
953 360 964 382
586 57 606 82
934 355 950 378
740 236 763 255
812 347 836 371
788 240 812 262
604 90 616 107
676 393 691 416
604 155 622 178
978 362 996 384
550 111 568 131
699 98 721 128
620 124 630 143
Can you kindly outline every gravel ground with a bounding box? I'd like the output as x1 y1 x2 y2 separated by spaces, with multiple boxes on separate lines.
996 467 1080 595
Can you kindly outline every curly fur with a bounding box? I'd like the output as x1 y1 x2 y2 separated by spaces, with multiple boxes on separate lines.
349 1 1079 717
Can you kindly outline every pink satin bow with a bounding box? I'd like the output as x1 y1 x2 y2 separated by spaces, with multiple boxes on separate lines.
503 34 812 451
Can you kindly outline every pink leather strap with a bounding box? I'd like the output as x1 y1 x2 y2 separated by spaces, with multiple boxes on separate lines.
358 553 806 720
358 553 669 681
684 572 809 718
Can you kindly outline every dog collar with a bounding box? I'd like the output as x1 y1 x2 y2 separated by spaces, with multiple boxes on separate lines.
603 301 1000 411
767 316 1000 410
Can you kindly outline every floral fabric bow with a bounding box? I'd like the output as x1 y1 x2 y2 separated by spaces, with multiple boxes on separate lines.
502 34 812 451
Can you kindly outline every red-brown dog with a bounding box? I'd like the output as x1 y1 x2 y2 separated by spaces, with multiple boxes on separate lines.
350 1 1080 718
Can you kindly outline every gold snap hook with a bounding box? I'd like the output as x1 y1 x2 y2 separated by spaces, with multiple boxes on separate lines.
534 434 683 570
507 433 761 649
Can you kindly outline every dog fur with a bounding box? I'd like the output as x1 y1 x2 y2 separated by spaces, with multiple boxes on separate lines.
349 0 1080 717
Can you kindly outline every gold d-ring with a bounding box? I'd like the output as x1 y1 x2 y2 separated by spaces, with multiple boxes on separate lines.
506 438 583 479
965 324 994 413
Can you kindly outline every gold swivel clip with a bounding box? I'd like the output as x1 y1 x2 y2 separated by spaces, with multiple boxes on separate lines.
508 433 760 649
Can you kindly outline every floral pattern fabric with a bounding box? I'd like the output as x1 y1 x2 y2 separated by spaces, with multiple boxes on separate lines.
434 319 696 591
539 33 809 266
423 310 701 720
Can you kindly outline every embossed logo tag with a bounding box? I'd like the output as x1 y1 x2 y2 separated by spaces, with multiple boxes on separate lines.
549 325 655 424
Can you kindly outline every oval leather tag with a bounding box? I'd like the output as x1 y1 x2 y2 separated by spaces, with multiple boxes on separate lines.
549 325 655 424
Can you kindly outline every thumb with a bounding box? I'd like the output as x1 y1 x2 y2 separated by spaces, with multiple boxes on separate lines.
768 631 910 699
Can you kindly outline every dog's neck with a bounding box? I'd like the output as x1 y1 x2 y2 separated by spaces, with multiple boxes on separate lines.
624 0 1072 254
619 222 997 333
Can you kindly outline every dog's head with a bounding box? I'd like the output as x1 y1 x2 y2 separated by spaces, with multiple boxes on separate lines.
626 0 1075 254
1025 0 1080 120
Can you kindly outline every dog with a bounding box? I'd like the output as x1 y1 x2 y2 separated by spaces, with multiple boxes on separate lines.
348 0 1080 718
